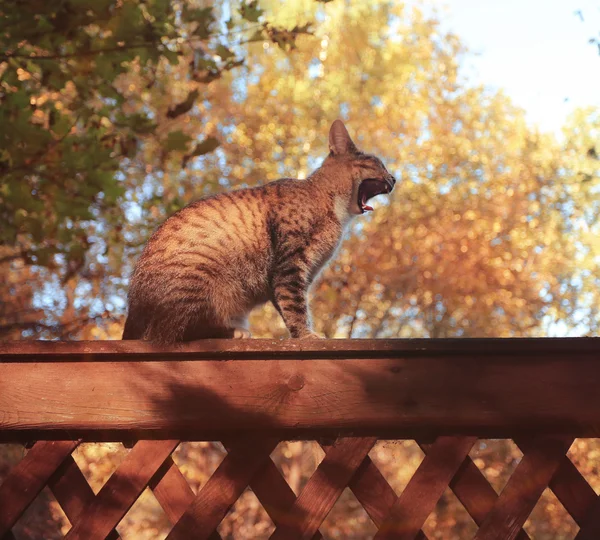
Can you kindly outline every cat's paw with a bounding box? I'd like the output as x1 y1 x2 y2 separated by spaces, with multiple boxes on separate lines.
298 331 323 339
232 328 252 339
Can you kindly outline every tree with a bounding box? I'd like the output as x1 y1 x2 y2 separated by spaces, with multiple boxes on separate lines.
2 1 600 537
202 0 599 340
0 0 312 338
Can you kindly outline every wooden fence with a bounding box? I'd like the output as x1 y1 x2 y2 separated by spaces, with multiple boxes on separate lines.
1 338 600 539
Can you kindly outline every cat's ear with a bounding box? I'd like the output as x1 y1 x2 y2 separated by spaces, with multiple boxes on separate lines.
328 120 357 155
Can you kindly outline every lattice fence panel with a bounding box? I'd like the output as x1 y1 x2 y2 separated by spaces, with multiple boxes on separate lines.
2 436 599 539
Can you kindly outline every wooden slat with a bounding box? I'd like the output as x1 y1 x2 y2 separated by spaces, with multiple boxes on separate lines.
246 455 301 524
474 437 573 540
419 442 530 538
425 442 498 524
573 498 600 540
4 351 600 441
375 436 477 540
270 437 376 540
149 457 223 539
344 452 434 537
549 457 598 527
148 457 195 525
48 455 119 539
3 337 599 360
48 455 96 522
229 443 323 539
65 439 178 540
167 437 278 540
0 440 78 536
319 442 406 532
515 440 597 527
346 454 398 528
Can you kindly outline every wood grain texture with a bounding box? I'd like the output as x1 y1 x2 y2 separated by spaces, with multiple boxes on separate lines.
345 454 398 528
0 440 78 536
419 442 530 539
270 437 376 540
167 437 278 540
549 457 598 528
375 436 476 540
48 455 120 539
516 440 597 527
148 457 195 525
1 339 599 538
3 342 600 441
575 500 600 540
65 439 178 540
149 458 223 539
227 442 323 539
3 337 600 360
474 438 573 540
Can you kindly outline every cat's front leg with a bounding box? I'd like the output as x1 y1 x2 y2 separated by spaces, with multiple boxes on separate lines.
270 271 321 339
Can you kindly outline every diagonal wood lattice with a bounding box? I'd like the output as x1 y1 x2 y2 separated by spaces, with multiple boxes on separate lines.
1 436 599 539
2 338 600 538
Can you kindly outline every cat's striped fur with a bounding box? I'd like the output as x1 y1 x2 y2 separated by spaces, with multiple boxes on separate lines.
123 120 395 342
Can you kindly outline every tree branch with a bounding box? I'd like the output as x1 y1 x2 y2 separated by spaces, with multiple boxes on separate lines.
1 42 161 61
0 251 28 265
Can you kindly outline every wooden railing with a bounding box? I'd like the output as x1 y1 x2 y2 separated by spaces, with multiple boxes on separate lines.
1 338 600 539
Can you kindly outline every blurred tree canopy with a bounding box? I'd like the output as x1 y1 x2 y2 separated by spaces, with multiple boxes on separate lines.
2 1 600 538
0 0 311 336
2 0 599 340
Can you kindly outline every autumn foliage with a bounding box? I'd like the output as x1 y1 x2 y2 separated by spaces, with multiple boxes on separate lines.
1 0 600 537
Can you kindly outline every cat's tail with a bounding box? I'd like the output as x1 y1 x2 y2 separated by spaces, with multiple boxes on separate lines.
122 302 231 342
122 310 145 340
122 302 188 342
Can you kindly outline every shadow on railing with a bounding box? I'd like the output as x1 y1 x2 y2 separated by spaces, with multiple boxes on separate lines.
1 338 600 539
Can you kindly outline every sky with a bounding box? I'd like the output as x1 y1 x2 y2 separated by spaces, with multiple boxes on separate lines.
437 0 600 134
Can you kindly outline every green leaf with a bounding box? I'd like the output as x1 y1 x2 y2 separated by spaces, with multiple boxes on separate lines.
0 149 12 168
194 137 220 156
167 89 199 119
95 54 116 81
35 14 54 32
239 1 263 23
53 117 73 138
183 137 220 166
114 2 144 41
9 90 30 109
247 29 265 43
34 248 53 267
102 178 124 204
216 45 235 61
126 113 157 135
195 56 219 71
183 6 214 39
161 47 180 65
165 130 193 152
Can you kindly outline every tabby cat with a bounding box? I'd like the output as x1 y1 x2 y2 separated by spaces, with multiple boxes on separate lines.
123 120 395 342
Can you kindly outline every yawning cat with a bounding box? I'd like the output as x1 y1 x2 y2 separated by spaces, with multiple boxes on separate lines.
123 120 395 342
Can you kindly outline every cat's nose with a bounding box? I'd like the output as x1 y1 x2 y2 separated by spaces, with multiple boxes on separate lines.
387 174 396 190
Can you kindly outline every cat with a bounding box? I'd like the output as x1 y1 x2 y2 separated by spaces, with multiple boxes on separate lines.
122 120 395 343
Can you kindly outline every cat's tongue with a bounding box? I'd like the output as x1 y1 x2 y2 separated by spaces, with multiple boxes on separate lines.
360 193 374 212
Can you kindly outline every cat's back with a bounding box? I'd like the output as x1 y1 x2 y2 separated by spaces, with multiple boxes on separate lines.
138 185 273 273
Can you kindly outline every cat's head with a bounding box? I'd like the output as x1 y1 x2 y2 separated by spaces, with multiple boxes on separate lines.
324 119 396 216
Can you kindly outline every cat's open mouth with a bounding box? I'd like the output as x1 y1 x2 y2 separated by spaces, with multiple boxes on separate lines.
358 177 395 213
